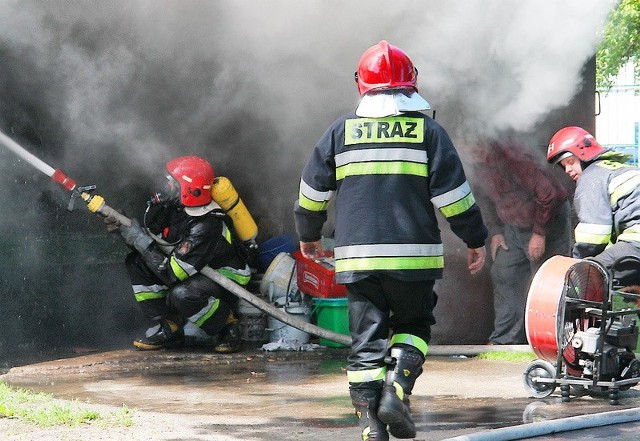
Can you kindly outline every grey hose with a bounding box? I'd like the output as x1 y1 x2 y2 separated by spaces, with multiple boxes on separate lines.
97 203 352 346
201 266 351 346
442 407 640 441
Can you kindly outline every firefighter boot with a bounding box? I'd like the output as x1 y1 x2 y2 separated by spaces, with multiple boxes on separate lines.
350 384 389 441
214 312 242 353
377 345 424 439
133 318 184 350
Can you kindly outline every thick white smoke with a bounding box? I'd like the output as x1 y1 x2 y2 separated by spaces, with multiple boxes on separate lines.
0 0 614 234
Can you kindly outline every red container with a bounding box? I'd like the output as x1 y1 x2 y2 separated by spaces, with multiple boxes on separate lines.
293 251 347 298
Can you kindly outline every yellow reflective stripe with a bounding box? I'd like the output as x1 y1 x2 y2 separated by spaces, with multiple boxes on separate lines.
298 191 330 211
194 298 220 327
618 225 640 243
439 192 476 218
222 223 232 244
389 333 429 357
298 180 333 212
609 171 640 206
335 243 443 258
345 117 424 145
336 256 444 272
134 290 167 302
170 256 190 281
598 160 629 170
334 244 444 271
432 182 477 218
347 367 387 383
574 222 611 245
618 232 640 242
336 161 428 180
393 382 405 400
216 267 251 285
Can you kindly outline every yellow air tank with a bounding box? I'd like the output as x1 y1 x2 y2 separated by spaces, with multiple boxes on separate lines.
211 176 258 242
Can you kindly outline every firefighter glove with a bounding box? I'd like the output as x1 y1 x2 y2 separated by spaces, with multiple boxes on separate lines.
119 219 153 253
104 214 120 233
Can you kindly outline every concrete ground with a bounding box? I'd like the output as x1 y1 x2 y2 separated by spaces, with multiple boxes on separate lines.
2 344 640 440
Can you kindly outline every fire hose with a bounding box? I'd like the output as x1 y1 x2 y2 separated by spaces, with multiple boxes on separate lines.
0 130 351 347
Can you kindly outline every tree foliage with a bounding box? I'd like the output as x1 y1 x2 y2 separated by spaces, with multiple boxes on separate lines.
596 0 640 90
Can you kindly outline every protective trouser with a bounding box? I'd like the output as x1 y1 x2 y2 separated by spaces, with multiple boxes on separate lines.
590 241 640 288
346 274 434 439
125 252 237 337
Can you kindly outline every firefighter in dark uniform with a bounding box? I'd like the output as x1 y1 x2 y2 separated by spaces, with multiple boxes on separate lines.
547 126 640 287
294 41 488 441
107 155 251 352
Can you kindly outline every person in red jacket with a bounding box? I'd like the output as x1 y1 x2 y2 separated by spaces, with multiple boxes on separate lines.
470 139 572 345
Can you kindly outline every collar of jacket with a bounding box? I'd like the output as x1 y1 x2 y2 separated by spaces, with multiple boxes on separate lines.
184 201 221 217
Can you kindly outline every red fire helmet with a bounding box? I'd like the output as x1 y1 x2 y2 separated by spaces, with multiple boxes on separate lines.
165 156 214 207
547 126 607 164
355 40 418 96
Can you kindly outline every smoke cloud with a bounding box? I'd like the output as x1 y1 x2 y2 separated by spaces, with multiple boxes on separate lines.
0 0 614 355
0 0 613 234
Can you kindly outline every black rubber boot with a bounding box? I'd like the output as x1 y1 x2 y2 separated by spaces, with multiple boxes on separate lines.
214 313 242 354
133 319 184 350
377 345 424 439
350 383 389 441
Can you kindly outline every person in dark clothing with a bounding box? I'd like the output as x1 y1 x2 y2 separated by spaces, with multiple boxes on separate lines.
294 41 488 441
107 155 251 352
470 139 571 345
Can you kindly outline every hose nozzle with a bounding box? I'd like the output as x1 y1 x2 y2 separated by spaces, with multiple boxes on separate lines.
52 169 77 191
68 184 96 211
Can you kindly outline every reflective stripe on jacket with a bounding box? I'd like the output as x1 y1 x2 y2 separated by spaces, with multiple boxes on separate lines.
294 111 487 283
573 157 640 258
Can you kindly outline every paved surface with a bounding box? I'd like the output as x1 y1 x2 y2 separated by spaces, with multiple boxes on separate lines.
2 344 640 440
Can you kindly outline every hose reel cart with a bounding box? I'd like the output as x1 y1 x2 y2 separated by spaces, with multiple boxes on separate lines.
523 256 640 404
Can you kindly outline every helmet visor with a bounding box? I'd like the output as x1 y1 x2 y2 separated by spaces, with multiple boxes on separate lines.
151 175 180 204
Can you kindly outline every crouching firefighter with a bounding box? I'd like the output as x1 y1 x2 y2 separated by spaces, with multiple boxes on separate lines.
294 41 488 440
106 155 252 353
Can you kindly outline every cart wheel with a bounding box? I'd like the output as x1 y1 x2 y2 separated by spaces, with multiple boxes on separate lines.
523 360 557 398
619 359 640 391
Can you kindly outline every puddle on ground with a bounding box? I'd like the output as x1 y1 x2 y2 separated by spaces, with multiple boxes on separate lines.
3 351 639 435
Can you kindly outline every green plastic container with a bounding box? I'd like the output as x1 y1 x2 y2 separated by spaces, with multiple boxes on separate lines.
313 297 349 348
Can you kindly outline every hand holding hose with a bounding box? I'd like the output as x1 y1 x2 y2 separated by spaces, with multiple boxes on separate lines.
104 214 121 233
119 219 153 253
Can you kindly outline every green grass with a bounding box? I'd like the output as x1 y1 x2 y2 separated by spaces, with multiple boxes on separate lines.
477 351 537 363
0 382 134 427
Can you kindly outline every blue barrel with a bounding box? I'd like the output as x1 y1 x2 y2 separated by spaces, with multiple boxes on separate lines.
257 235 297 272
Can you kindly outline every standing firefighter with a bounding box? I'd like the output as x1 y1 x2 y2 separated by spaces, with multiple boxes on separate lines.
107 155 251 352
294 41 488 440
547 126 640 287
